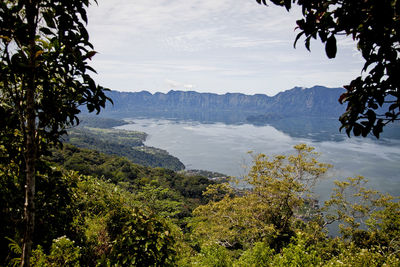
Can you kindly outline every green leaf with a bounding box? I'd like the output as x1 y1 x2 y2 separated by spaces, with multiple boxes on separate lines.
85 51 97 60
43 11 56 29
294 31 304 48
318 31 328 42
389 103 398 111
366 109 376 123
284 0 291 11
39 27 53 35
305 37 311 51
372 121 383 138
256 0 267 5
325 34 337 58
353 123 362 136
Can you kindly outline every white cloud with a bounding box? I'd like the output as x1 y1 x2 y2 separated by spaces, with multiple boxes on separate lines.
164 79 195 91
87 0 364 95
184 84 194 89
165 79 181 88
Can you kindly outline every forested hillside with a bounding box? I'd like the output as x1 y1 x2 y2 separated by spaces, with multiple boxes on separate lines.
65 127 185 171
50 144 214 204
64 115 185 171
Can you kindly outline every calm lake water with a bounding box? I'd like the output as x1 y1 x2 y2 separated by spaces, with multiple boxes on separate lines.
117 118 400 202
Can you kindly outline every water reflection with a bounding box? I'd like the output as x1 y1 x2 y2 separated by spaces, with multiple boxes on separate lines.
251 116 400 142
117 118 400 199
112 110 400 142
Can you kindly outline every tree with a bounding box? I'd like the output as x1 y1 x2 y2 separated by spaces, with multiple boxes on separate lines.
190 144 331 251
187 147 400 265
256 0 400 138
323 176 400 254
0 1 109 265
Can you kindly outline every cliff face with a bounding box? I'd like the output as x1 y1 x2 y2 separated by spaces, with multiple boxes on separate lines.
106 90 272 111
268 86 346 117
103 86 346 119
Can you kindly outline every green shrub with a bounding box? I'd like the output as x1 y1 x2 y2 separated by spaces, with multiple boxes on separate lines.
235 242 274 267
192 244 233 267
325 245 400 267
31 236 80 267
271 233 323 267
103 208 176 266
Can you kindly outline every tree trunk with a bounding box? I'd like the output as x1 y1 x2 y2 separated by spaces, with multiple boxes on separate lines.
21 2 37 266
21 110 36 266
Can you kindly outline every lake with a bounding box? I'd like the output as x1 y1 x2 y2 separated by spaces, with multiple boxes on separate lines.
117 118 400 202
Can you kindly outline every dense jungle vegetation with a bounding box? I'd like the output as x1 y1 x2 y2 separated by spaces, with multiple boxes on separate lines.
1 137 399 266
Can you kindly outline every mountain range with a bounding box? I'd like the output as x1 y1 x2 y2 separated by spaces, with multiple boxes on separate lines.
99 86 346 123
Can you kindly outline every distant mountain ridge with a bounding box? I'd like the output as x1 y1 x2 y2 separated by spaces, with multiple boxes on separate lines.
101 86 346 122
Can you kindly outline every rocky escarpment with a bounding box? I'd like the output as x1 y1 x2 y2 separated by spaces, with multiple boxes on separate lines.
100 86 346 121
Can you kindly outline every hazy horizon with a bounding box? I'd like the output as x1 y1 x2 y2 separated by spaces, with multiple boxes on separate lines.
108 84 342 97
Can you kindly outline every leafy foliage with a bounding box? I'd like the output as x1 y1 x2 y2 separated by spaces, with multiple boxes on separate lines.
191 144 331 251
269 233 323 266
256 0 400 138
18 172 178 267
191 243 234 267
1 0 110 263
324 244 400 266
0 161 80 265
105 208 176 266
133 184 184 219
69 174 177 266
5 237 22 267
187 144 400 266
0 0 110 149
234 242 274 266
31 237 81 267
324 176 400 254
1 138 399 266
49 144 215 207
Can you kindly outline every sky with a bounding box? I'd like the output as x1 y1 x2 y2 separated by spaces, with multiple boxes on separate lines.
87 0 364 96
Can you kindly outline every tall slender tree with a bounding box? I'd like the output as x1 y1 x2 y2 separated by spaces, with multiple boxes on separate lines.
0 1 110 266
